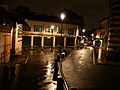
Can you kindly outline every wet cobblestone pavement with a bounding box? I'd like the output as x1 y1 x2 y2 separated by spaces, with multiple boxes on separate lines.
0 50 58 90
62 48 120 89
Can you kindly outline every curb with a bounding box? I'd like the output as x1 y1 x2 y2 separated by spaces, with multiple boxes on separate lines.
59 60 69 90
92 47 96 65
58 51 71 90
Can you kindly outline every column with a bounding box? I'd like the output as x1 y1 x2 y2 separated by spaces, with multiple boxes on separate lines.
74 37 77 49
31 36 34 50
64 37 66 49
53 36 55 49
41 36 44 49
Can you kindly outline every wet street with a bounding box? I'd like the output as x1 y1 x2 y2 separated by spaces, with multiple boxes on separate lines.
0 50 58 90
1 47 120 90
62 47 120 89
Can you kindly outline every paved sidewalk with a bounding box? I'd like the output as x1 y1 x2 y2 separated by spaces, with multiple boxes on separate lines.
61 48 120 89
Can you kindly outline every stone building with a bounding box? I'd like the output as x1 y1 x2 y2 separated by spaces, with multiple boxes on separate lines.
0 5 22 63
106 0 120 61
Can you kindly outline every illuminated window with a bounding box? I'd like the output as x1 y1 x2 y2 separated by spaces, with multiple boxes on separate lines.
45 26 51 33
68 28 74 36
56 26 64 34
57 26 61 33
34 25 42 32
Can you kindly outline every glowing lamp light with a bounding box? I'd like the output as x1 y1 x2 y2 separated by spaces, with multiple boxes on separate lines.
82 29 85 33
51 25 54 29
60 13 65 21
91 34 94 37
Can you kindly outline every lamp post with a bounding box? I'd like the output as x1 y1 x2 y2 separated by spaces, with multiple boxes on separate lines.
51 25 54 52
60 13 65 55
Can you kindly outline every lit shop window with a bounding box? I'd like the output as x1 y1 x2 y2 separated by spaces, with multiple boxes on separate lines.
45 26 55 33
34 25 42 32
56 26 64 34
45 27 51 33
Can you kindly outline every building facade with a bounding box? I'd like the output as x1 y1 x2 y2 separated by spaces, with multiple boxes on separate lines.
99 17 110 62
106 0 120 61
0 5 22 63
0 23 23 63
22 19 81 51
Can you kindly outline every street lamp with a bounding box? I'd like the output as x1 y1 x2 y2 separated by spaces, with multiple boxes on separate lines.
82 29 85 33
60 13 65 21
91 34 94 37
59 13 65 54
51 25 54 52
91 33 94 40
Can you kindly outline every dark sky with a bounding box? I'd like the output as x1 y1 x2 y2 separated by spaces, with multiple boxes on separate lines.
3 0 110 31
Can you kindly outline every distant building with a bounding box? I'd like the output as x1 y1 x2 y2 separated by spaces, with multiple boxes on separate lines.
22 10 84 50
106 0 120 61
99 17 110 61
99 17 109 45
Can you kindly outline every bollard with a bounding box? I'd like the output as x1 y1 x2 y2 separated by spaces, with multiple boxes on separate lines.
1 66 9 81
57 55 60 62
53 65 58 81
52 59 58 81
57 78 64 90
9 65 15 81
63 49 67 56
61 52 65 59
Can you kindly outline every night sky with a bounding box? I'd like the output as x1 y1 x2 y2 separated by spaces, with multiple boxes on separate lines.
3 0 110 31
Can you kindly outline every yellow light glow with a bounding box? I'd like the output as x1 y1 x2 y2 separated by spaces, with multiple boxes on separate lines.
96 35 100 38
57 27 58 30
76 29 79 36
60 13 65 20
46 61 52 80
51 25 54 29
81 40 84 43
91 34 94 36
98 48 102 59
82 29 85 33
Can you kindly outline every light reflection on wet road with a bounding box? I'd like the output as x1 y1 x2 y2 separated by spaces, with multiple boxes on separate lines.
62 47 120 89
2 51 58 90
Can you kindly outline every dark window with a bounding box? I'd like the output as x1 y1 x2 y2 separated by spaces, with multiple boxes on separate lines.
66 37 74 46
34 25 42 32
68 28 74 36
